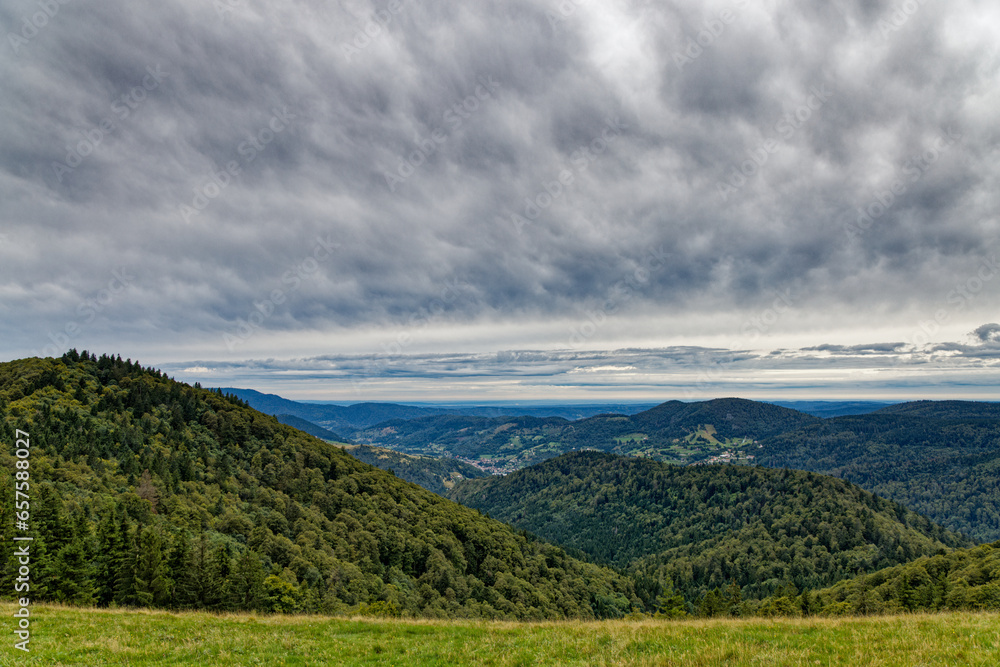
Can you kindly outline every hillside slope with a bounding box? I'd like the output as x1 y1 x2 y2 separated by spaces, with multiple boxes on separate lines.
624 398 819 440
274 414 349 442
448 451 968 603
779 540 1000 616
874 400 1000 420
0 353 638 620
756 408 1000 541
339 443 489 496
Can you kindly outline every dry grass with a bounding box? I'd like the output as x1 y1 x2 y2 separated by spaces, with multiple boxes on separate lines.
1 603 998 666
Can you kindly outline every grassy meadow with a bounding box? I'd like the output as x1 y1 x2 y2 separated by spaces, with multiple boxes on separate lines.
2 604 999 666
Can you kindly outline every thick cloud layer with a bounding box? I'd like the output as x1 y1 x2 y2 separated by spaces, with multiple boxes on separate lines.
1 0 998 399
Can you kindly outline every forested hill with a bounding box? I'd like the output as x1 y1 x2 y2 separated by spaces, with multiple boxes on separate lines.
0 353 639 620
755 408 1000 542
447 451 969 603
774 540 1000 616
625 398 819 440
873 400 1000 420
274 414 349 442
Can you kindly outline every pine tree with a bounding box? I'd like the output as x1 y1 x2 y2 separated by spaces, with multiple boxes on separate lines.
725 582 743 616
229 548 266 611
94 507 126 605
48 511 97 605
654 578 687 618
134 525 171 607
114 520 138 606
49 541 97 605
211 543 233 610
190 532 222 608
167 531 197 609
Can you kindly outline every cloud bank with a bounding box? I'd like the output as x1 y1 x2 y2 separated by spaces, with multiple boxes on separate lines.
1 0 998 399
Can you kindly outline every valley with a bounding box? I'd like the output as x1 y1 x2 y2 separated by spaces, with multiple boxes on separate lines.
3 351 1000 637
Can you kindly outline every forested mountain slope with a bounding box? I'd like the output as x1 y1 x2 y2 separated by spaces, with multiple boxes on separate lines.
767 540 1000 616
0 353 639 620
756 408 1000 541
448 451 969 603
624 398 819 440
338 443 489 496
874 400 1000 420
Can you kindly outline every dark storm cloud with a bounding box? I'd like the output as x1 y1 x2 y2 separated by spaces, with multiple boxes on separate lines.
1 0 998 363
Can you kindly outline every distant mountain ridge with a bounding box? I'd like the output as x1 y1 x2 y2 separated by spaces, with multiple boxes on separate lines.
222 388 657 433
872 400 1000 420
350 397 819 470
274 414 349 442
220 388 444 433
770 400 897 418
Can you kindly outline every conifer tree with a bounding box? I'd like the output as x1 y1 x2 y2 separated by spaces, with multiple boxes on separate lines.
167 531 198 609
134 526 171 607
94 507 121 605
229 548 266 611
114 520 138 606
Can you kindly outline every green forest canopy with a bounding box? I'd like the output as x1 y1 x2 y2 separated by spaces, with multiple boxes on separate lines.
0 352 637 620
448 451 969 605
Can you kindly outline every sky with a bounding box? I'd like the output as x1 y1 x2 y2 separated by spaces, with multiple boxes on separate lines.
2 0 999 403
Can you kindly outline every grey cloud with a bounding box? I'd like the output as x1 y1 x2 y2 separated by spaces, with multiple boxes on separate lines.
972 323 1000 344
803 342 909 354
1 0 998 385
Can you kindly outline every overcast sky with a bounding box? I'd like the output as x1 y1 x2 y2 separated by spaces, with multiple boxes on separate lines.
2 0 999 403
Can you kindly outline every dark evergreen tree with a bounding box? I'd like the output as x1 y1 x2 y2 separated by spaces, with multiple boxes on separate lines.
229 548 266 611
134 526 171 607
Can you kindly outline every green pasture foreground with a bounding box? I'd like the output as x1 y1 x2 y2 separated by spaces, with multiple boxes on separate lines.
2 604 999 666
